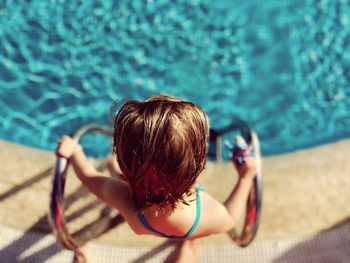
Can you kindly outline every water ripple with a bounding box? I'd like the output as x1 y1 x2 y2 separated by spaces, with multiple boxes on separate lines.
0 0 349 158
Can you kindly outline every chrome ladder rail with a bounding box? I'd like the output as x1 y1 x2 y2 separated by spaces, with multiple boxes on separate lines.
210 121 262 247
48 124 116 256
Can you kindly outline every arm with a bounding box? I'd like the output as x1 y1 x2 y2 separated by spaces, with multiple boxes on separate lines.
189 154 258 238
55 136 132 214
224 156 257 226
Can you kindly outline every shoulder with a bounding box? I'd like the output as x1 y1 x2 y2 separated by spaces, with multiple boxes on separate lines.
88 176 135 218
194 191 234 237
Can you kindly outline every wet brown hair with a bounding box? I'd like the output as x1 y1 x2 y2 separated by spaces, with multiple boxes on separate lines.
110 95 209 211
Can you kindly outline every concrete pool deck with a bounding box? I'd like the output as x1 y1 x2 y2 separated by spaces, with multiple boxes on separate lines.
0 138 350 261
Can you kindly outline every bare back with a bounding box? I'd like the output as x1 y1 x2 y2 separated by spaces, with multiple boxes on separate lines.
95 178 235 239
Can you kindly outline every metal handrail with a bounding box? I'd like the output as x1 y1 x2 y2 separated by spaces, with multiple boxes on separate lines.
48 124 115 251
229 130 262 247
209 119 262 246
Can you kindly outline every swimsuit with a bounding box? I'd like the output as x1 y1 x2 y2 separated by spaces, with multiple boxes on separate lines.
138 184 205 239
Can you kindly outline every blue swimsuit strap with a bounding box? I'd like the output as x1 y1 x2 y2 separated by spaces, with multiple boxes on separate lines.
138 184 205 239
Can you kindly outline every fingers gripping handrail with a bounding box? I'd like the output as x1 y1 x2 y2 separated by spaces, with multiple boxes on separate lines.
49 124 113 251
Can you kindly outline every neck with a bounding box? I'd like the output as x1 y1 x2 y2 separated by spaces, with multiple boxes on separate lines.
144 185 197 217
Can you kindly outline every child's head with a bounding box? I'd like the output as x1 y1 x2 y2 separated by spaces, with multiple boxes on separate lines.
111 95 209 211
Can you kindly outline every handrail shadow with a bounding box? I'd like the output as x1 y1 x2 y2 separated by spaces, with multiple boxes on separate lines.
131 240 180 263
0 167 53 202
0 166 124 262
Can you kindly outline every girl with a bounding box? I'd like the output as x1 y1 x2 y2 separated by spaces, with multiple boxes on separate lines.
56 95 257 262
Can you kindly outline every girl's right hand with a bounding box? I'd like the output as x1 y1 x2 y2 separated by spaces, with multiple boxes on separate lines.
55 135 80 159
233 155 257 181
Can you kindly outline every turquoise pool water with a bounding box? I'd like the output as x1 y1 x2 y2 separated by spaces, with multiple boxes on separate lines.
0 0 350 158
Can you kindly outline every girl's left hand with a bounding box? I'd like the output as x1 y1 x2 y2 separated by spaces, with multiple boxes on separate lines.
56 135 80 159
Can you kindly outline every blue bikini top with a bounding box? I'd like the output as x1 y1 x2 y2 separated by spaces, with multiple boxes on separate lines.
137 184 205 239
